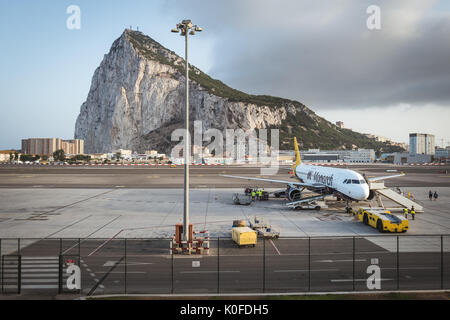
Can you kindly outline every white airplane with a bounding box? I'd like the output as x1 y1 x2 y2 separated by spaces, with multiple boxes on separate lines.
222 137 404 210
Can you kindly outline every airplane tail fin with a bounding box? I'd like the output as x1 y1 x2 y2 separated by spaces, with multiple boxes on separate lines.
293 137 301 170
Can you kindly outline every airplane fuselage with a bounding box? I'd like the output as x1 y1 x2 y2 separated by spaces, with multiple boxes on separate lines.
295 164 370 201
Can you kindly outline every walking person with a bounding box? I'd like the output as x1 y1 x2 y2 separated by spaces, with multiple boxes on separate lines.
411 206 416 221
403 207 408 219
434 191 438 201
429 190 433 201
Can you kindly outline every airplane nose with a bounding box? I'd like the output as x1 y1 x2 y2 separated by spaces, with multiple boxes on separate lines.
362 186 370 200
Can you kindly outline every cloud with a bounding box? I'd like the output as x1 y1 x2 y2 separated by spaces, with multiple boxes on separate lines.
168 0 450 110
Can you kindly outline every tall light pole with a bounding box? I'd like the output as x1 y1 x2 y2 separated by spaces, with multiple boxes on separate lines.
172 20 203 243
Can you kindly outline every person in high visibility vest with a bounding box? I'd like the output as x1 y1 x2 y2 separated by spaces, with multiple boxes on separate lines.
403 207 408 219
411 206 416 220
257 189 263 200
251 190 256 200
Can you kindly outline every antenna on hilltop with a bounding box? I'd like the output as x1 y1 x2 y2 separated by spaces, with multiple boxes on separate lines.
137 26 139 31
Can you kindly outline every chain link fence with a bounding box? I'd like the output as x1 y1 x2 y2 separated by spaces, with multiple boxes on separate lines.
0 235 449 296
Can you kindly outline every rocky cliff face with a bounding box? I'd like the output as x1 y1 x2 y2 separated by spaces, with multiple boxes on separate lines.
75 29 402 155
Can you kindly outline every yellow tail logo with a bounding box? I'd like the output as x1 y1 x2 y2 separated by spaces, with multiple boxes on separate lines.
293 137 301 171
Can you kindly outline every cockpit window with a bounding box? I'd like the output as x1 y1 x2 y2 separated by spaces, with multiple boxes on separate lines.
343 179 347 184
360 179 366 184
346 180 351 184
352 180 360 184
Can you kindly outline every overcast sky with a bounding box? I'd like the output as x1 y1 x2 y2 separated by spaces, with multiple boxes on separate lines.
1 0 449 149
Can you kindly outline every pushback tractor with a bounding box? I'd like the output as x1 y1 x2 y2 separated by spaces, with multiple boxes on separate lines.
357 207 409 233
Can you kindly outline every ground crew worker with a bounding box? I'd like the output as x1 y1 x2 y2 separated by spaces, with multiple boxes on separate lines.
429 190 433 201
257 189 263 200
411 206 416 220
403 207 408 219
251 189 256 200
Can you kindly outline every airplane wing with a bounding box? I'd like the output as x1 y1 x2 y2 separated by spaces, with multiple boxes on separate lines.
367 172 405 182
221 175 325 189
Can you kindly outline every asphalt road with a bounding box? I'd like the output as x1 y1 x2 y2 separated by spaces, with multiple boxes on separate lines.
0 164 449 188
1 237 448 295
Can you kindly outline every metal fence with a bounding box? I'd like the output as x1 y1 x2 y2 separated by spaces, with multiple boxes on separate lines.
0 235 449 296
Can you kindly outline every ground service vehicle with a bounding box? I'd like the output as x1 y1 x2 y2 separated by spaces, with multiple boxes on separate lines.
357 208 409 233
232 227 257 247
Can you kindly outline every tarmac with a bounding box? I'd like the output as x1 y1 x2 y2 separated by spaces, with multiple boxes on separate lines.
0 164 448 296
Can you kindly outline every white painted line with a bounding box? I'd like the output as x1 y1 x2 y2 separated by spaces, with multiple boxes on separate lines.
95 271 146 274
3 274 66 278
274 268 339 273
90 273 96 277
21 264 58 268
20 279 58 284
315 259 366 263
381 267 439 270
331 279 393 283
103 261 154 267
22 260 59 264
180 271 240 274
22 257 58 260
4 269 59 273
21 285 59 289
86 268 92 272
269 239 281 255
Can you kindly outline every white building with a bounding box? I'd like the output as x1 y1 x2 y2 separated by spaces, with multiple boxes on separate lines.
409 133 435 155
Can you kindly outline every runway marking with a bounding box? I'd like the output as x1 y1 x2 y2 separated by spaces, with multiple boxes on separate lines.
180 271 240 274
4 268 59 273
61 215 122 254
22 257 58 260
269 239 281 255
87 229 123 256
103 261 153 267
330 279 393 283
22 264 59 268
315 259 366 263
381 267 439 270
274 268 339 273
45 215 93 238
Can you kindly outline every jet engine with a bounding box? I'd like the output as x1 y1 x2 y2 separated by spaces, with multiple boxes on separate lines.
287 186 302 201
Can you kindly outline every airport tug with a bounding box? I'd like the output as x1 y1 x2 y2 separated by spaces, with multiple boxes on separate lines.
357 207 409 233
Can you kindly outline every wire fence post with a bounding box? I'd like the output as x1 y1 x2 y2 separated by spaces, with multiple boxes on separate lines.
263 237 266 293
352 236 355 291
171 244 174 294
18 238 20 255
441 235 444 290
308 237 311 292
0 239 2 292
124 238 127 294
78 238 81 261
58 255 63 294
217 237 220 294
18 255 21 294
396 235 400 290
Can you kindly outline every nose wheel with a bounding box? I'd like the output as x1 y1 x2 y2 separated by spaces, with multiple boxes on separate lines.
345 201 352 214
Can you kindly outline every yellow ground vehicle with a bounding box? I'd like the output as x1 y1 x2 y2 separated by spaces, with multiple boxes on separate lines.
357 208 409 233
232 227 257 247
